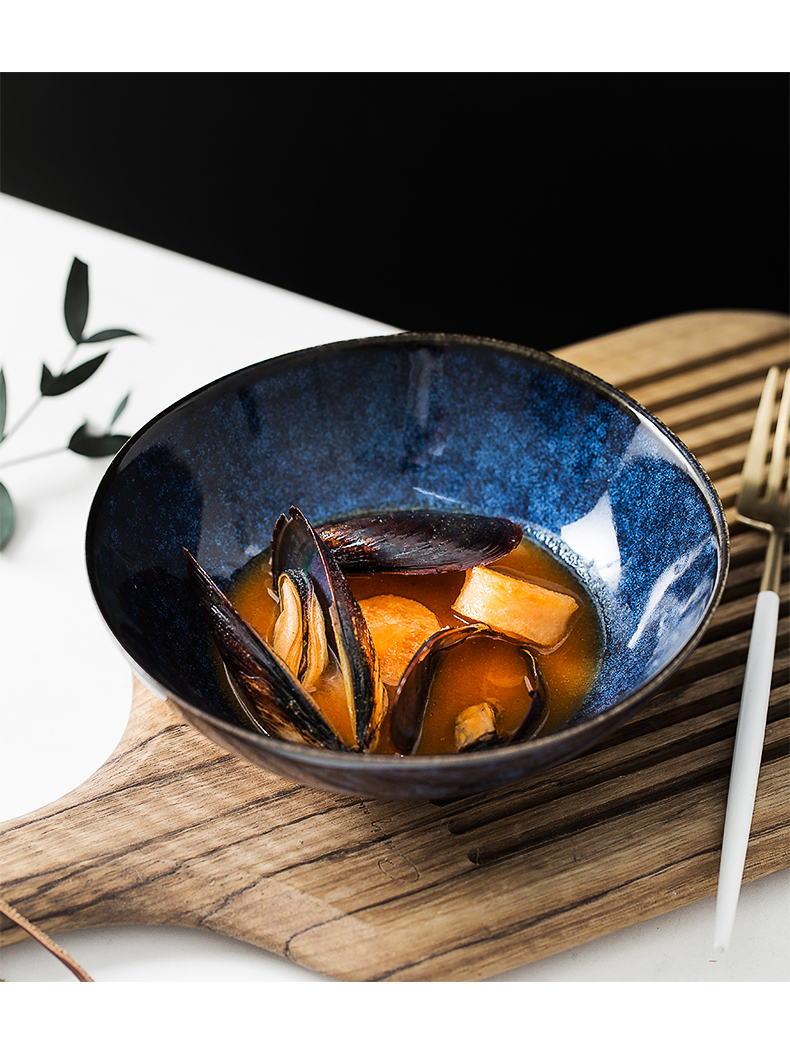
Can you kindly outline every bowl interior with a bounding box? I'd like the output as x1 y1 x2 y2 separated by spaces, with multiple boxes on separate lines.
87 334 728 795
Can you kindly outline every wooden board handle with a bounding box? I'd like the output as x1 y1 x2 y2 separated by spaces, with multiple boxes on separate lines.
0 683 184 941
0 681 304 953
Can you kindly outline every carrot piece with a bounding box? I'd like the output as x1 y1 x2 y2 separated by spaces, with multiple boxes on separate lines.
358 595 441 686
452 566 578 648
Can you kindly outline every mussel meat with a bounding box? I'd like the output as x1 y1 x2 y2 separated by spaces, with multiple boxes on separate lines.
271 569 328 689
454 701 501 752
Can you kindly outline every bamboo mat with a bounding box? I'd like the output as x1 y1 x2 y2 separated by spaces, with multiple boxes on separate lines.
1 309 788 981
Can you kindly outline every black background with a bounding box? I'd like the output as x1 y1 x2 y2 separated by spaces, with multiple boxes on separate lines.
2 73 787 352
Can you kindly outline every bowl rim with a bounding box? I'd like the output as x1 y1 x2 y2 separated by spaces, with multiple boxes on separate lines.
86 331 731 772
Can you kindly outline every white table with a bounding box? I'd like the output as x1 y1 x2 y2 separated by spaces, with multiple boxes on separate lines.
1 193 788 983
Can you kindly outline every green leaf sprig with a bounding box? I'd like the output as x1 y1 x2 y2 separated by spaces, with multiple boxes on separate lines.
0 257 141 550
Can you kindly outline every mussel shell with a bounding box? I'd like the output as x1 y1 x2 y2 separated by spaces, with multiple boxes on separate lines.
504 689 546 746
388 624 547 755
317 511 522 574
183 548 345 751
388 624 487 754
272 507 387 751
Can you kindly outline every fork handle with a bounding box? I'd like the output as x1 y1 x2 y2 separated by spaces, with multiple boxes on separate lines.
713 588 780 951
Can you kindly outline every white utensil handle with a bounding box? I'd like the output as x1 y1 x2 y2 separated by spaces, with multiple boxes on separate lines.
713 589 779 951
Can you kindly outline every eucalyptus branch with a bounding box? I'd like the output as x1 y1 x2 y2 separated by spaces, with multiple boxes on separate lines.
1 392 44 446
1 340 82 440
0 446 69 471
0 257 142 551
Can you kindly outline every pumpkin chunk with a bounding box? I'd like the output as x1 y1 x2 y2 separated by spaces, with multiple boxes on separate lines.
358 595 442 686
452 566 578 649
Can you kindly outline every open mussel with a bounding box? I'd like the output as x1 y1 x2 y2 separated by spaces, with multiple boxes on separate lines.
272 507 388 751
388 625 547 755
317 511 522 574
183 547 345 751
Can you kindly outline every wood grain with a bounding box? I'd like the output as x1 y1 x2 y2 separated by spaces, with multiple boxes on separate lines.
1 310 788 981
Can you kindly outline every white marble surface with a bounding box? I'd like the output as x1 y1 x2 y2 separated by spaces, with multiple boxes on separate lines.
1 192 787 982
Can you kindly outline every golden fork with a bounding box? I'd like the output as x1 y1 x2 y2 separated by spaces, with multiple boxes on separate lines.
713 365 790 951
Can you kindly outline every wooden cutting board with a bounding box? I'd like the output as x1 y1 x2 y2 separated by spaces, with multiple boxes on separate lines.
1 310 788 981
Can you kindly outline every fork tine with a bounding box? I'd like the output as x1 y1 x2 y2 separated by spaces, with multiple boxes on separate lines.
740 366 779 495
765 367 790 500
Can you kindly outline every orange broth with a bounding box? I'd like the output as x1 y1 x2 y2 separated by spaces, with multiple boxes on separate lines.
229 539 601 755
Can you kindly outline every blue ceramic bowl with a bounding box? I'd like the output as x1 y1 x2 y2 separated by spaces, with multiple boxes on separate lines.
86 333 729 799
